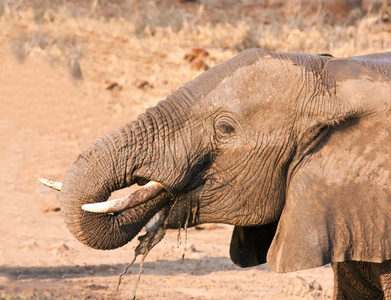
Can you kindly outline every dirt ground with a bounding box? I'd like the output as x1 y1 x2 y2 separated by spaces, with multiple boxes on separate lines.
2 1 390 298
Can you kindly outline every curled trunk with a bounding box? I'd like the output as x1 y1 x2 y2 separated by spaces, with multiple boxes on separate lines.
60 122 169 250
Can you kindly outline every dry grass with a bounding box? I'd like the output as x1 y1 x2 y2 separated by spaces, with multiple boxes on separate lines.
1 0 390 113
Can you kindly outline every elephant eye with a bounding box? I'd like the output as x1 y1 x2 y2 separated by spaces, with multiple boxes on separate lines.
216 122 235 135
214 116 238 140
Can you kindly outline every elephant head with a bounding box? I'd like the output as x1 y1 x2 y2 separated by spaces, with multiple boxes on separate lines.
58 49 391 273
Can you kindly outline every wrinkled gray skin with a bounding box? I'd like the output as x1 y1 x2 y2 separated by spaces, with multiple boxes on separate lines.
60 49 391 299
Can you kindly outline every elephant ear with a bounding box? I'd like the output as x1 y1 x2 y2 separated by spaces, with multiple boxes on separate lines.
266 54 391 273
230 222 277 268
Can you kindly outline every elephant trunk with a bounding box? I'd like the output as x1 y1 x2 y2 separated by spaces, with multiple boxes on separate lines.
60 120 169 250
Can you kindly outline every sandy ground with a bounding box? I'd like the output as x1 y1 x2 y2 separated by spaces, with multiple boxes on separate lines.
0 38 337 299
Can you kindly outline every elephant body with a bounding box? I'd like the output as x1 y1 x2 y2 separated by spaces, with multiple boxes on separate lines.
58 49 391 299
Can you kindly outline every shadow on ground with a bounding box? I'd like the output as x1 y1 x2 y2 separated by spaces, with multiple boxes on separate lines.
0 256 270 280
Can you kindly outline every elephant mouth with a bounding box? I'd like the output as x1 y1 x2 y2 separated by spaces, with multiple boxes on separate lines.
79 179 196 264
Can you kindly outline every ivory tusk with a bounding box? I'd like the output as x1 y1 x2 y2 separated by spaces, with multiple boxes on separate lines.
38 178 62 191
82 181 165 213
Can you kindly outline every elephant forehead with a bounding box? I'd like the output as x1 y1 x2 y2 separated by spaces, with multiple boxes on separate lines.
197 58 304 121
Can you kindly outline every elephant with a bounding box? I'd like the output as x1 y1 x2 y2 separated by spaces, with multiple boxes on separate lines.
44 49 391 299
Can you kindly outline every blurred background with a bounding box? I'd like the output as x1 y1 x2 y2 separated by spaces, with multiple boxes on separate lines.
0 1 390 299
